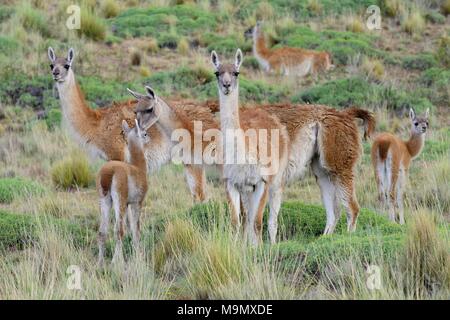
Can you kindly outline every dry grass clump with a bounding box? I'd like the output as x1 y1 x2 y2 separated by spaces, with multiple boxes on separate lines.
383 0 405 17
177 37 189 55
402 10 426 35
401 212 450 298
346 16 365 33
50 151 94 190
436 35 450 67
256 1 274 20
362 57 385 81
101 0 121 19
130 48 142 66
441 0 450 15
307 0 323 15
78 5 106 41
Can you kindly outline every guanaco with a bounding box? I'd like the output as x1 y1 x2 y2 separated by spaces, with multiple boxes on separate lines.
211 49 289 245
97 119 154 266
244 21 334 76
47 47 208 202
371 108 429 224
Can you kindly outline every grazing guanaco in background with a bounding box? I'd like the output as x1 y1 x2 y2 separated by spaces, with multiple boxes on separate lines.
97 119 154 266
371 108 429 224
47 47 208 202
211 49 289 245
244 21 334 77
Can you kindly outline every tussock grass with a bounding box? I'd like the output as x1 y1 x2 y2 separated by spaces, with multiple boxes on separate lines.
101 0 120 18
402 10 426 35
401 212 450 298
78 5 106 41
50 151 94 190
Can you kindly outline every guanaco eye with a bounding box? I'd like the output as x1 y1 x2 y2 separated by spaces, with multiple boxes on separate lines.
414 122 418 126
145 107 153 113
49 64 54 70
64 64 70 70
214 71 220 77
234 72 240 77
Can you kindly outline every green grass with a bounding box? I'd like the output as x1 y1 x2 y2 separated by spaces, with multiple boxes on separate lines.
0 178 45 204
402 53 438 71
292 76 434 112
0 36 19 56
0 210 93 251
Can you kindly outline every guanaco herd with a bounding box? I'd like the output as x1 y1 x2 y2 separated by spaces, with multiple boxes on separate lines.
47 36 429 265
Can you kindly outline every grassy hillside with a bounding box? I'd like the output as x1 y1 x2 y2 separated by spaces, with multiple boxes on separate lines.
0 0 449 299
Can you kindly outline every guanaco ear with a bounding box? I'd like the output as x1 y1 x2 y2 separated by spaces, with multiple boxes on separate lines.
235 49 243 71
67 48 75 66
145 86 156 100
409 108 416 120
211 50 220 70
127 88 144 100
48 47 56 62
424 108 430 119
134 119 143 137
122 120 131 136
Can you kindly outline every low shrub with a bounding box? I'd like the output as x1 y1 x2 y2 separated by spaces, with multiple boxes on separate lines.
0 36 19 56
425 10 446 24
436 35 450 67
0 210 93 251
292 76 434 112
0 5 14 23
402 53 438 70
45 108 62 130
0 177 45 204
50 151 94 189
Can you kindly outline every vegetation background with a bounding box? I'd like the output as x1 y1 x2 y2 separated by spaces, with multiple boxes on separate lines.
0 0 449 299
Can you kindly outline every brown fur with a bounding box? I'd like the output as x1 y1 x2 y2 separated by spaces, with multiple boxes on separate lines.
371 109 429 224
252 25 333 76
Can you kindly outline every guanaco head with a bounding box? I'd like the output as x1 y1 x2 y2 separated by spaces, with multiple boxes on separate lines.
244 20 262 40
127 86 160 131
210 49 243 96
409 108 429 135
122 119 149 148
47 47 75 83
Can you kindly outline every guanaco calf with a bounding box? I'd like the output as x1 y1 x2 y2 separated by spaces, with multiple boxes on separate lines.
97 119 154 266
244 21 334 76
371 108 429 224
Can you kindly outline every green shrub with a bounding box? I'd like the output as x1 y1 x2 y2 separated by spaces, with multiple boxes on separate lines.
45 108 62 130
0 210 93 251
0 178 45 204
51 151 94 189
292 76 434 112
111 5 217 42
425 10 446 24
0 36 19 56
436 36 450 67
16 2 50 36
78 6 106 41
420 67 450 106
402 53 438 70
0 5 14 23
0 72 57 111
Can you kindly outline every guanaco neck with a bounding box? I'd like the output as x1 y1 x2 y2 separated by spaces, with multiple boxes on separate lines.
405 131 425 159
253 27 271 69
127 138 147 174
154 98 183 136
56 71 99 135
219 85 242 163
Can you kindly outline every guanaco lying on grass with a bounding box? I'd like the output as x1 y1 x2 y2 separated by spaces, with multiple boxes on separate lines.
97 119 155 266
371 108 429 224
244 21 334 76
